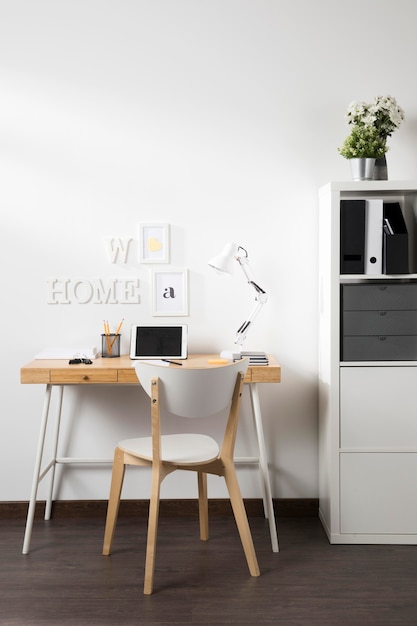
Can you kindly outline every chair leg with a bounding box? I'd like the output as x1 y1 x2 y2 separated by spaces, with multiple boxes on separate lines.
102 448 126 556
143 465 163 595
198 471 209 541
223 463 260 577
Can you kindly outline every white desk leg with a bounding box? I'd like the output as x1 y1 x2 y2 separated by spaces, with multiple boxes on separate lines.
44 385 64 521
249 382 279 553
22 384 52 554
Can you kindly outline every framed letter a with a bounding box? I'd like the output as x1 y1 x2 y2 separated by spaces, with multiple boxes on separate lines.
151 269 188 316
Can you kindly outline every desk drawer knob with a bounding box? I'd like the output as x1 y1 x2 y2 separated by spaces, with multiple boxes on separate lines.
83 375 89 380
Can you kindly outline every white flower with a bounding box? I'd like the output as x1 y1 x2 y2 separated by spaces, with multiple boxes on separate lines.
345 95 405 137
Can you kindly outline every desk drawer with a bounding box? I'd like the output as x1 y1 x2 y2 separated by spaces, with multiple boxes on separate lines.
50 369 118 384
118 369 139 384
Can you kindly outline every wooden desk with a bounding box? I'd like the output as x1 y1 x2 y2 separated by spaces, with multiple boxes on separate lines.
21 354 280 554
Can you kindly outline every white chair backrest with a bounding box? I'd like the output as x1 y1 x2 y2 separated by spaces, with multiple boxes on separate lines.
134 359 249 418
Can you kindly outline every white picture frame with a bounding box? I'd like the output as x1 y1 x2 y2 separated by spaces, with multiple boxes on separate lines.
139 223 170 264
152 268 189 316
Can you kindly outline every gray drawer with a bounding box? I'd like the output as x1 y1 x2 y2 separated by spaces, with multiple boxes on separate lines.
342 336 417 361
343 310 417 336
342 284 417 311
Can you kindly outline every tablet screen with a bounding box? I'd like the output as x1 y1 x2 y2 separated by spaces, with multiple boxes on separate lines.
129 325 188 359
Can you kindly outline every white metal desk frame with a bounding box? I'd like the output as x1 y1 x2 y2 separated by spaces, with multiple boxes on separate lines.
21 363 279 554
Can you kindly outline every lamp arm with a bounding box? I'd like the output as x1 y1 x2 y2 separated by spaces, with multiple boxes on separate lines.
236 254 266 294
234 252 268 347
234 297 267 347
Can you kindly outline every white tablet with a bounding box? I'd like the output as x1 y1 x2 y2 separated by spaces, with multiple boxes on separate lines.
129 324 188 360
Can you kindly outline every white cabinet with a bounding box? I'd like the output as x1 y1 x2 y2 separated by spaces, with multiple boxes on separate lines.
340 453 417 535
319 181 417 544
340 367 417 448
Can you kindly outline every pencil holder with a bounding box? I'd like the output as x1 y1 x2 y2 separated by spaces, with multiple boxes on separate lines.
101 334 121 358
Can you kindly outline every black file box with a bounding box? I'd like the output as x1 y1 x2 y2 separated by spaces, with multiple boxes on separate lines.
383 202 409 274
340 199 365 274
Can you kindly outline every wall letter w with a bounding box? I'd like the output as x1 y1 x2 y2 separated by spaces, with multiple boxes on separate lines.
105 238 132 264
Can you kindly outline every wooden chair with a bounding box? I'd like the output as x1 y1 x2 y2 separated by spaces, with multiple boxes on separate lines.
102 358 260 595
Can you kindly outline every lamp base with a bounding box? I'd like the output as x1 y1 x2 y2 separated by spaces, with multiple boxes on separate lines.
220 349 242 361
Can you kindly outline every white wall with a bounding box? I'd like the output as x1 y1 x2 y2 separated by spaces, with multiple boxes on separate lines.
1 0 417 502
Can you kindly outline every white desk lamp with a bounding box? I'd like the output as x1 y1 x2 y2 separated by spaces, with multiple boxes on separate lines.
208 242 268 360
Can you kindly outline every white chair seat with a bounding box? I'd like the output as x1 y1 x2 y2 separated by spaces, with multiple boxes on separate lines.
119 433 220 464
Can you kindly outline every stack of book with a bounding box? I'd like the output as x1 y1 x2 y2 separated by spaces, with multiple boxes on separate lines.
240 351 269 365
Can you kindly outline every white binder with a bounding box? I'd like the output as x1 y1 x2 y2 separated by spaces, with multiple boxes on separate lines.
365 199 383 274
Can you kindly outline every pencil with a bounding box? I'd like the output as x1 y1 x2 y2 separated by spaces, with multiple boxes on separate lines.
104 320 112 354
114 318 124 335
110 318 124 348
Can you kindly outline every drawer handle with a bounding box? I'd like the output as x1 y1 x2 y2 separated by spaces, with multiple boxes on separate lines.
83 375 89 380
378 336 387 342
379 311 387 316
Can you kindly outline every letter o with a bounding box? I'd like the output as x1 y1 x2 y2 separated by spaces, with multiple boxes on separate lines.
73 280 94 304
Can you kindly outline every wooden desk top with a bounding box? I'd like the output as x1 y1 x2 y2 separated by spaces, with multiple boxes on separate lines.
21 354 281 385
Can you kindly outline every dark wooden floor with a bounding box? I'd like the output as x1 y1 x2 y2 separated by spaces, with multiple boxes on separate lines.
1 511 417 625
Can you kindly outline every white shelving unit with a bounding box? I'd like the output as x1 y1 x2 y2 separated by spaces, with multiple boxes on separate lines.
318 180 417 544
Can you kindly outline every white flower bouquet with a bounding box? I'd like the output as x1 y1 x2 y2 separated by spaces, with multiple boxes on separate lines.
345 95 405 139
338 95 405 161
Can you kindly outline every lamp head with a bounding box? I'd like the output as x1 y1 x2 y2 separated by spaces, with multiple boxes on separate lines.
208 242 239 275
